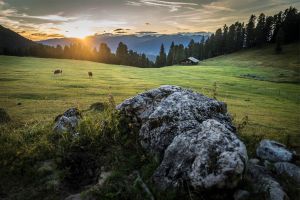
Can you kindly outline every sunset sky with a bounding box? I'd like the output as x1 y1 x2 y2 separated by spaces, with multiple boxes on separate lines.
0 0 299 41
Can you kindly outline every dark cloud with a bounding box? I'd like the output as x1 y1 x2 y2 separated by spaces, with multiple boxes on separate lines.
114 28 131 32
115 31 127 34
31 33 64 38
135 31 157 34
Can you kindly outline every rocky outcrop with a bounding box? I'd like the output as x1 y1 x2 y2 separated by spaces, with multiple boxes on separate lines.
256 139 295 162
53 108 81 135
117 85 247 190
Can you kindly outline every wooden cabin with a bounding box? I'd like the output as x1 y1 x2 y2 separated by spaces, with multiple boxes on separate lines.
180 57 200 65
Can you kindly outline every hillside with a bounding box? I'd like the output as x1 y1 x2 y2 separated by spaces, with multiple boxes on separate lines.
0 42 299 136
0 25 37 54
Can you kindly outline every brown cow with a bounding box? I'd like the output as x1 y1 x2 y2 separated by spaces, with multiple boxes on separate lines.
54 69 62 75
88 71 93 78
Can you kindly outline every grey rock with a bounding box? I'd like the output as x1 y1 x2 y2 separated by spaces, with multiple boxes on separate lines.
65 194 82 200
233 190 250 200
247 162 289 200
53 108 81 134
117 85 233 155
153 119 247 189
0 108 11 123
274 162 300 184
98 171 112 186
256 139 295 162
117 85 247 190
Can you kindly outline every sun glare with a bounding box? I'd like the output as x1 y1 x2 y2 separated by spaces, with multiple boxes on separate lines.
59 20 96 39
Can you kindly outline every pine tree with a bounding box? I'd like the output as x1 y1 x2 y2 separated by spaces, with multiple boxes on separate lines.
246 14 256 48
282 7 300 43
214 28 222 55
99 43 111 63
264 16 274 43
167 42 175 66
255 13 266 47
272 11 283 42
155 44 167 67
222 24 228 54
116 42 128 65
227 24 236 53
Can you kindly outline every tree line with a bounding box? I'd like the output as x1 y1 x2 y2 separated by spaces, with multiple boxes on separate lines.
156 7 300 66
2 41 154 68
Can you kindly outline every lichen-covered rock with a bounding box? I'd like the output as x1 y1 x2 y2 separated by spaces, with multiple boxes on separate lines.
247 163 288 200
153 119 247 189
0 108 11 123
117 85 233 155
53 108 81 134
117 85 247 190
256 139 295 162
274 162 300 184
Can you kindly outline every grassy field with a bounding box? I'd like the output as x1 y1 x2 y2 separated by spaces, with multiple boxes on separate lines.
0 43 299 139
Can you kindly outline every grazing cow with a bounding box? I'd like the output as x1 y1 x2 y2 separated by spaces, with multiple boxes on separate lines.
54 69 62 75
88 71 93 78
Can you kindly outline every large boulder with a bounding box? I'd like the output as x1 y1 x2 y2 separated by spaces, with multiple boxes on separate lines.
256 139 295 162
117 85 247 190
53 108 81 135
153 119 247 189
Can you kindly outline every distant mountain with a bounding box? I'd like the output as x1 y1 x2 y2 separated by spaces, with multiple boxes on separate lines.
0 25 37 54
38 33 210 60
37 38 81 47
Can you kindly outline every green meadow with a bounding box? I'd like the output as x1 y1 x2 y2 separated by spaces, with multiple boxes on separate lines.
0 43 299 139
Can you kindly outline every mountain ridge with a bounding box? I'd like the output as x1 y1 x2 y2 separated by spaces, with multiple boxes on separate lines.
37 33 210 60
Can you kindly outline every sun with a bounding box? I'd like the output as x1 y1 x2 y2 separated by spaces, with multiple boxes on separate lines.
59 20 96 39
64 29 93 39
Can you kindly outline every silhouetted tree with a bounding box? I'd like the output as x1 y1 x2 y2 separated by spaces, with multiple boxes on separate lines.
255 13 266 46
167 42 175 66
155 44 167 67
246 14 256 48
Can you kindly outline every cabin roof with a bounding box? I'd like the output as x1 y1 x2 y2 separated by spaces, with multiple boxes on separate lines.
188 57 200 63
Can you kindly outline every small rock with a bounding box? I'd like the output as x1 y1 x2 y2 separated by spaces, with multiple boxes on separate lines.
274 162 300 184
53 108 81 134
0 108 11 123
247 162 288 200
233 190 250 200
256 139 295 162
65 194 82 200
98 171 112 186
